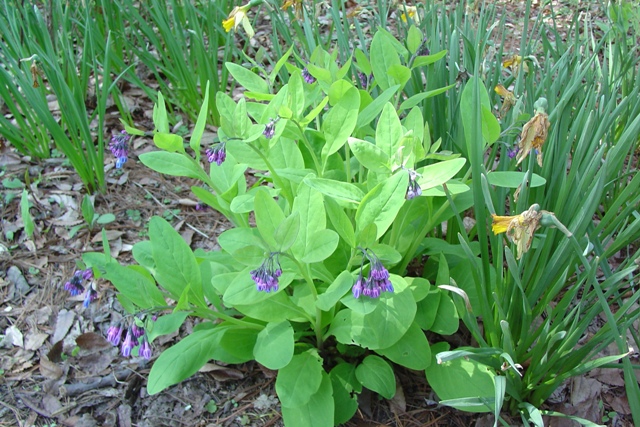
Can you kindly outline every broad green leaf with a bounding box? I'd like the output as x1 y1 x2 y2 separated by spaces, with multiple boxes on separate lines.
324 198 356 248
153 132 184 153
291 184 325 258
281 373 334 427
274 212 300 252
276 351 324 408
356 172 408 239
103 263 166 309
430 291 459 335
425 343 496 413
218 327 259 362
149 217 203 304
302 229 339 263
288 70 305 118
235 291 309 323
254 321 294 369
321 86 360 159
486 171 547 188
330 277 416 349
223 268 295 306
410 49 448 68
190 81 210 155
330 364 360 425
356 85 401 128
355 355 396 399
316 271 354 311
147 311 189 343
217 227 263 254
153 91 169 133
407 25 423 54
348 138 390 173
377 322 431 370
376 103 402 160
254 189 285 249
370 31 401 90
387 64 411 89
398 84 456 110
225 63 269 93
416 158 466 190
140 152 207 181
481 105 500 145
460 76 494 147
304 177 365 208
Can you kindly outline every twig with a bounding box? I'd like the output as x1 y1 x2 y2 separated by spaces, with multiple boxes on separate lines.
60 369 132 397
132 182 211 239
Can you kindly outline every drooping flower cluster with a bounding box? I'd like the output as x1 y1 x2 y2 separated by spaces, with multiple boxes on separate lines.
64 269 97 307
205 142 226 166
406 169 422 200
250 252 282 293
357 72 374 90
106 316 153 359
263 119 276 139
301 67 316 84
108 130 130 169
352 248 394 299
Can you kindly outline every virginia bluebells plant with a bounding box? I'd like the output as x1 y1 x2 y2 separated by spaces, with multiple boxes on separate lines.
106 316 153 359
205 142 227 166
121 328 135 357
263 119 276 139
301 67 316 84
107 324 123 346
64 268 97 307
251 252 282 293
108 130 130 169
352 248 394 299
406 169 422 200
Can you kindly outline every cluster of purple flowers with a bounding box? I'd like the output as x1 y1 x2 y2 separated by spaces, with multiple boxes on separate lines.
507 146 519 159
64 269 97 307
205 142 227 166
108 130 130 169
250 253 282 293
352 249 394 299
417 38 431 57
406 169 422 200
106 317 152 359
301 67 316 84
263 119 277 139
358 72 374 90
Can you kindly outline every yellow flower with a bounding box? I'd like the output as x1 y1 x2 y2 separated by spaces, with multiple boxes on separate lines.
281 0 303 19
400 6 419 24
492 204 544 259
516 102 550 167
222 4 254 38
495 84 516 115
502 55 522 69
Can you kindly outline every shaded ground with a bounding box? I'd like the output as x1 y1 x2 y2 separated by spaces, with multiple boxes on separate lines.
1 1 636 426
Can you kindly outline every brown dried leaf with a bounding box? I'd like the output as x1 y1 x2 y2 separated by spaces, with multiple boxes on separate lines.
39 355 63 380
388 382 406 414
52 309 75 343
25 331 49 351
200 363 244 382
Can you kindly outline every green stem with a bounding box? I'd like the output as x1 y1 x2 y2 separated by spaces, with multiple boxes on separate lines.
294 120 322 175
247 142 294 207
286 254 324 349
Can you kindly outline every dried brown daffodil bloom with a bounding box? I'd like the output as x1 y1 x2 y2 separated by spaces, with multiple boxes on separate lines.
491 204 557 259
516 98 550 167
495 84 516 116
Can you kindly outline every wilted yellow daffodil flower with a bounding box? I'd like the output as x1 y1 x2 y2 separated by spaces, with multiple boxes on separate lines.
495 84 516 115
492 204 545 259
282 0 303 19
400 5 419 24
516 98 550 167
223 3 255 38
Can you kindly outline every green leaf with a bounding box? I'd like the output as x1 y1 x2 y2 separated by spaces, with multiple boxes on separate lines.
149 216 203 303
355 355 396 399
190 81 210 155
481 105 500 145
410 49 448 68
226 63 269 93
376 103 402 160
96 213 115 224
316 271 354 311
253 321 294 370
425 343 496 413
147 311 189 343
348 138 390 173
301 229 339 263
324 198 356 248
486 171 547 188
281 372 334 427
153 91 169 133
387 64 411 89
140 152 207 180
356 172 408 239
330 363 360 425
81 194 94 226
274 212 300 252
291 184 325 259
20 190 34 239
356 85 402 128
103 263 166 309
407 25 423 54
321 85 360 159
254 189 285 249
414 289 441 329
370 31 401 90
153 132 184 153
223 268 295 306
398 84 456 110
416 158 466 190
377 322 431 370
304 177 365 208
276 351 324 408
288 70 305 119
430 291 459 335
